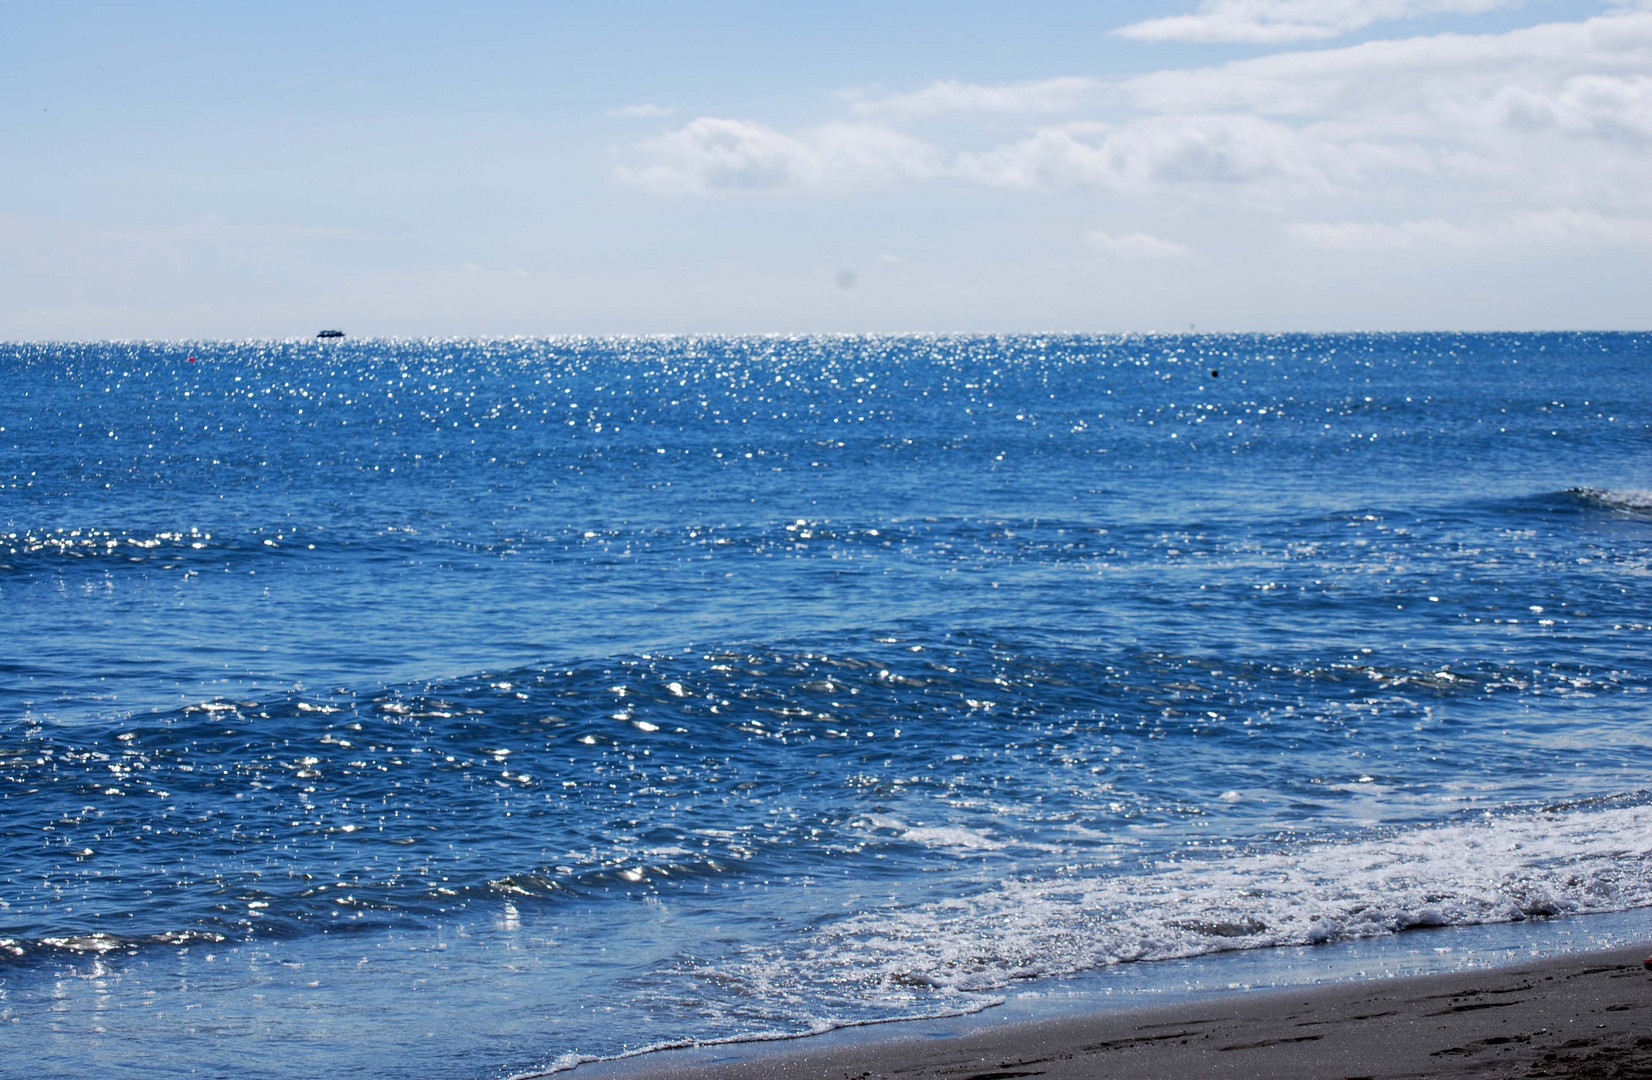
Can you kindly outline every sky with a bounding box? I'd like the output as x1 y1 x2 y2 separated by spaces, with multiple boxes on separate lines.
2 0 1649 338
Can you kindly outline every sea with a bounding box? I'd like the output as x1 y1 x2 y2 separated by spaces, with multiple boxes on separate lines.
2 333 1650 1079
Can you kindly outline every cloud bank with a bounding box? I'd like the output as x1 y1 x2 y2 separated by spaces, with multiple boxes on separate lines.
615 9 1652 254
615 118 940 196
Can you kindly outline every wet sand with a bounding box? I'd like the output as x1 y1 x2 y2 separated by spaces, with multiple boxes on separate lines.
591 943 1652 1080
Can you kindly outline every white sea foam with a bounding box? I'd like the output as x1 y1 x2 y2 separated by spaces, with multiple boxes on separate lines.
898 825 1004 850
521 799 1652 1076
507 1000 1001 1078
855 815 1004 850
1572 487 1652 513
806 800 1652 994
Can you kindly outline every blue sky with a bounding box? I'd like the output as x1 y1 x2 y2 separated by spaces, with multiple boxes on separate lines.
2 0 1648 337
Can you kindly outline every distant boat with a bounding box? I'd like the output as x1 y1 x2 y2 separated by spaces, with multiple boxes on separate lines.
317 329 345 340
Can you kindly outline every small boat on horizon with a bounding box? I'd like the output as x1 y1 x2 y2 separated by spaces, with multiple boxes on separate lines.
317 329 345 340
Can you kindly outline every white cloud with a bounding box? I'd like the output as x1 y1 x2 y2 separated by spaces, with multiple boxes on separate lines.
1115 0 1515 44
849 77 1105 119
1121 12 1652 118
623 112 1331 200
1105 11 1652 207
958 114 1328 195
617 9 1652 235
615 118 941 196
1089 230 1197 259
609 103 675 119
1458 74 1652 141
1290 209 1652 249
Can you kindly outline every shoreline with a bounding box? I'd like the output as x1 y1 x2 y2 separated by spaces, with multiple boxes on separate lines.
578 942 1652 1080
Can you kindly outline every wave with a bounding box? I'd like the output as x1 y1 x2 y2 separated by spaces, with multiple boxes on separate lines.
0 522 505 574
3 637 1642 960
782 795 1652 996
508 793 1652 1074
1 527 225 563
0 525 319 571
8 489 1639 579
507 999 1003 1079
1568 487 1652 515
0 927 229 961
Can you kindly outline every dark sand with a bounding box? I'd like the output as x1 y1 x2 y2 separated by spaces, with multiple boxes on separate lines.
591 943 1652 1080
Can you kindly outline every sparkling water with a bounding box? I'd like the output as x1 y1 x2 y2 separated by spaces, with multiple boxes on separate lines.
3 333 1650 1078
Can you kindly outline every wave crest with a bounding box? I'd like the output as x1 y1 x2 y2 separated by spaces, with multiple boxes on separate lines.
713 798 1652 1000
1568 487 1652 513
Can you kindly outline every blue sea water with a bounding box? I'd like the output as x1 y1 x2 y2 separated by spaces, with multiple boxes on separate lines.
1 333 1650 1078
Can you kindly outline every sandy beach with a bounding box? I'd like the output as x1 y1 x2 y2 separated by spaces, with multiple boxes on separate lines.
593 943 1652 1080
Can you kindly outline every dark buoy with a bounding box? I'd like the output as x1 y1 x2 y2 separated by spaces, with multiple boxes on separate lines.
317 329 345 340
1209 369 1219 378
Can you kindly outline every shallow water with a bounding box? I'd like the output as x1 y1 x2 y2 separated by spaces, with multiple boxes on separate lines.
2 333 1650 1077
